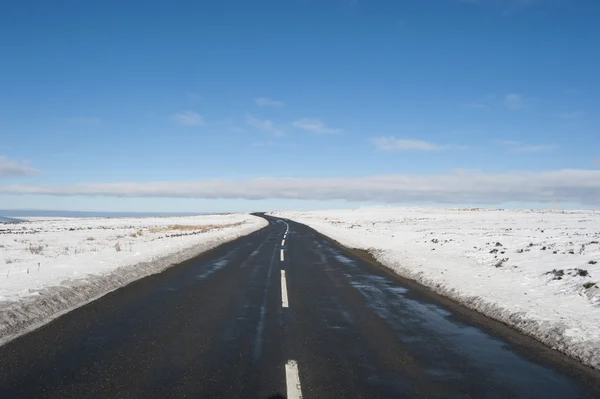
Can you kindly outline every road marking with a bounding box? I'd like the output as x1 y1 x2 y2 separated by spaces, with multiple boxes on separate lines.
285 360 303 399
280 249 284 262
282 239 285 246
281 270 289 308
282 220 290 235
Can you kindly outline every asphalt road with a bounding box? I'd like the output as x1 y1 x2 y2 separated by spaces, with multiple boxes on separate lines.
0 215 599 398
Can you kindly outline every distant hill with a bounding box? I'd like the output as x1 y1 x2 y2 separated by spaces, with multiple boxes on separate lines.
0 216 24 223
0 210 207 219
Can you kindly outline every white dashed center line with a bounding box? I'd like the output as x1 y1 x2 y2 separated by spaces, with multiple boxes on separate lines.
281 270 289 308
280 249 285 262
282 239 286 246
285 360 303 399
282 221 290 236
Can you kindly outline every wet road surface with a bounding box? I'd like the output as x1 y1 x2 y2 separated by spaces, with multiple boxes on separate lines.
0 215 599 398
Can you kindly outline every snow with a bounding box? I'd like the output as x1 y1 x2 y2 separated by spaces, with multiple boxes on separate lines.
270 208 600 369
0 213 267 342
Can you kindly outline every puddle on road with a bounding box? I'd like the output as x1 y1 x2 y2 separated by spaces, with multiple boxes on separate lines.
334 254 355 265
196 259 228 279
388 286 409 295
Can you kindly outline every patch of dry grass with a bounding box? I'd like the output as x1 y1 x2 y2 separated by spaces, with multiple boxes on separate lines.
149 222 244 234
28 243 45 255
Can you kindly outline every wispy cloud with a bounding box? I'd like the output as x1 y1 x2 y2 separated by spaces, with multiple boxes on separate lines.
0 156 39 178
172 111 204 126
595 157 600 166
2 169 600 205
254 97 284 108
560 111 584 120
498 140 553 152
292 118 343 134
503 93 529 110
372 137 468 151
247 115 285 137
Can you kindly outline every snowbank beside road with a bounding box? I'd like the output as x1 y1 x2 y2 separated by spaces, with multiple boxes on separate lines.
270 208 600 369
0 213 267 342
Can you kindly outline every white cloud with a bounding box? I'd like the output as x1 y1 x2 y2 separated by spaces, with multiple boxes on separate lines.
503 93 529 110
595 157 600 166
172 111 204 126
0 156 39 178
560 111 584 120
247 115 285 137
2 169 600 205
498 140 553 152
292 118 343 134
254 97 284 107
372 137 467 151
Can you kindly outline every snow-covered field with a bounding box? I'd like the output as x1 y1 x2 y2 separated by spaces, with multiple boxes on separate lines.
270 208 600 369
0 213 267 342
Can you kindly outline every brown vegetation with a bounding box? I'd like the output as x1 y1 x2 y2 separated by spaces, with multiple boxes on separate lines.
149 222 244 234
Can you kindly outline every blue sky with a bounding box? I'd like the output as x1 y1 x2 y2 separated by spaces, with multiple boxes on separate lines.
1 0 599 212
